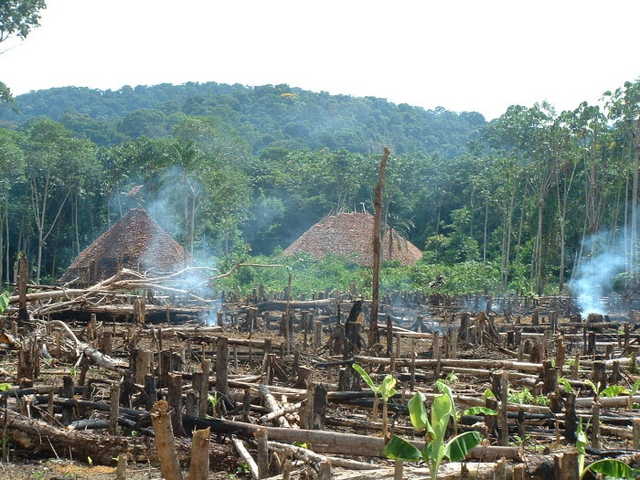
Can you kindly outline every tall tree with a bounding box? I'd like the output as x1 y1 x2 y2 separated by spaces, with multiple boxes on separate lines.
21 119 94 283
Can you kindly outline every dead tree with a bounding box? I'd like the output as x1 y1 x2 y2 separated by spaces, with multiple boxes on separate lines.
370 147 390 346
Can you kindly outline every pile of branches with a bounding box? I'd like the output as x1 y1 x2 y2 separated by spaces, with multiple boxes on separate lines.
9 267 217 317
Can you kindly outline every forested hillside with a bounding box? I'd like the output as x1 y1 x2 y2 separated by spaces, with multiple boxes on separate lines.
0 82 485 155
1 79 639 297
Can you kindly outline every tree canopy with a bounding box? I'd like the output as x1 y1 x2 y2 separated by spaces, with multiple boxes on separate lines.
0 77 639 296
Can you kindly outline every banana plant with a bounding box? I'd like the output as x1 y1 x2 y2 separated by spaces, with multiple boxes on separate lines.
576 420 639 479
352 363 397 439
383 380 482 480
584 379 630 398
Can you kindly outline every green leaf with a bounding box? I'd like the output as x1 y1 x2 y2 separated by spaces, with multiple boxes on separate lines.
431 393 453 439
435 379 453 398
0 383 11 392
483 389 496 400
600 385 629 397
383 435 422 462
380 375 397 402
352 363 379 394
445 431 482 461
584 379 599 394
462 407 497 416
558 377 574 394
408 392 428 430
584 459 635 479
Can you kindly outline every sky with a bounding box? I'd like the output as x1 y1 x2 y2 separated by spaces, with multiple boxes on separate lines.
1 0 640 119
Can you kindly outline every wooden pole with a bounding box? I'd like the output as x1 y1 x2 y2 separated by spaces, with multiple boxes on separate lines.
134 350 152 386
633 418 640 449
591 401 601 449
198 361 210 418
216 337 229 395
17 253 28 322
168 373 186 436
110 383 120 435
370 146 390 346
256 428 269 479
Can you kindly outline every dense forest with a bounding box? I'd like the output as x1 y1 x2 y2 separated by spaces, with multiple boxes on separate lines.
0 83 485 155
0 79 639 296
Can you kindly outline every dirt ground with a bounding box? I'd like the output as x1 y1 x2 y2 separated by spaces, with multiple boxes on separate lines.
0 459 247 480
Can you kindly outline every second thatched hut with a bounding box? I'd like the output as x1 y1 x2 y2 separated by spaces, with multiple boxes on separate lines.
283 212 422 266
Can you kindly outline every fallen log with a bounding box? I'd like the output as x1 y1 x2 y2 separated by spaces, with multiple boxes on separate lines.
259 384 291 428
186 417 522 460
575 395 640 409
257 299 336 312
354 356 542 373
269 440 379 470
1 407 150 464
232 438 260 480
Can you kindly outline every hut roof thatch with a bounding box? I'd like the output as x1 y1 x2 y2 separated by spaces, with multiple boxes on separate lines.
283 212 422 266
60 208 187 285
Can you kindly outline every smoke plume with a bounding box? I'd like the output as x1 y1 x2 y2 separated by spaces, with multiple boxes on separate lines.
569 231 626 315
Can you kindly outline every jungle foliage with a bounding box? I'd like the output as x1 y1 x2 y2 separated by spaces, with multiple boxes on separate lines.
0 78 639 296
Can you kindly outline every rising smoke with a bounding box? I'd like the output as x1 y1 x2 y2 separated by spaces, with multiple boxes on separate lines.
113 166 222 324
569 230 627 315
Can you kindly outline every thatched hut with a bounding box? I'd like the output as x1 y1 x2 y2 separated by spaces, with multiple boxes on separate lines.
283 212 422 266
60 208 188 285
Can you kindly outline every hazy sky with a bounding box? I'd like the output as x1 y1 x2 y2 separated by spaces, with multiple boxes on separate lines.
2 0 639 119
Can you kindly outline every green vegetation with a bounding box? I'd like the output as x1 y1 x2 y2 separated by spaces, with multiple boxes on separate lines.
0 83 484 156
506 387 550 407
576 420 638 479
352 363 397 438
0 78 639 294
217 253 507 297
383 381 482 480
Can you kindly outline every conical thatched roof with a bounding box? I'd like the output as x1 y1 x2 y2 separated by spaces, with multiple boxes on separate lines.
60 208 188 285
283 212 422 266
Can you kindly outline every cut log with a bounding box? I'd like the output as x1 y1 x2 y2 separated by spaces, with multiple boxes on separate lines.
259 384 291 428
232 438 260 480
256 299 336 312
186 416 522 460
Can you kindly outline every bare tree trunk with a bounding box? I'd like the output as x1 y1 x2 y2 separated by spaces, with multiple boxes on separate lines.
30 173 70 284
559 215 566 293
501 191 515 290
5 199 10 285
483 201 489 263
74 193 80 256
370 147 390 346
535 196 545 295
190 194 196 257
0 202 4 286
633 118 640 279
625 174 630 287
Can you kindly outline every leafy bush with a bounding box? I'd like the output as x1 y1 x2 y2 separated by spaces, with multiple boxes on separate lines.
216 252 533 296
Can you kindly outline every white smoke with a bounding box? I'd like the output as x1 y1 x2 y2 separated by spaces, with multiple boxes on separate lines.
569 231 626 315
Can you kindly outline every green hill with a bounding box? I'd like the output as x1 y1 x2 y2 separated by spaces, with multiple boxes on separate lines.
0 82 485 155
